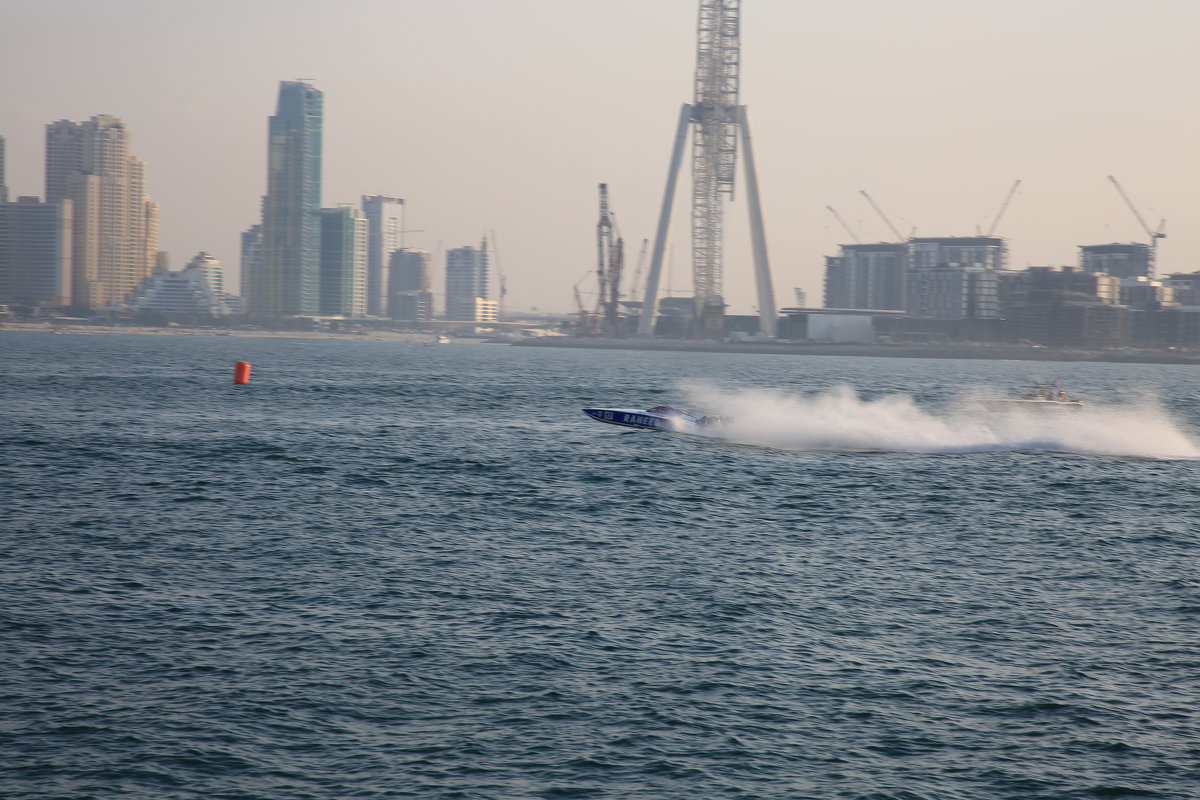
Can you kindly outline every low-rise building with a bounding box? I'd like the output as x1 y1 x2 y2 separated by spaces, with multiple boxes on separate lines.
1009 299 1128 348
1154 306 1200 347
126 252 237 316
1119 276 1174 309
1162 272 1200 305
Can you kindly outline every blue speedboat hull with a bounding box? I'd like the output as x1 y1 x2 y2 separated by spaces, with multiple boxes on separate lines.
582 405 718 433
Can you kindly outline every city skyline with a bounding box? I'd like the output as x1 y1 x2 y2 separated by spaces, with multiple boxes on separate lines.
2 0 1199 314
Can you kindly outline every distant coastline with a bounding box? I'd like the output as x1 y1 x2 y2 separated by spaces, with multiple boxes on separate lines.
513 336 1200 366
0 322 457 344
7 323 1199 365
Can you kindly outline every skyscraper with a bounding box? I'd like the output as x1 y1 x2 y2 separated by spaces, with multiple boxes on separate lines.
45 115 157 308
252 80 323 316
361 195 404 316
445 240 494 321
319 206 368 317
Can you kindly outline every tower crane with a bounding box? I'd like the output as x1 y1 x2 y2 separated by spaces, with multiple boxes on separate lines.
1108 175 1166 277
986 179 1021 237
826 205 862 243
859 190 906 242
572 270 596 336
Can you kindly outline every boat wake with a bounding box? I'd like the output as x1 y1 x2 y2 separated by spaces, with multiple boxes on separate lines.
680 381 1200 459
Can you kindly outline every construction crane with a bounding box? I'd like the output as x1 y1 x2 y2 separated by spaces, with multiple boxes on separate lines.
826 205 861 244
572 270 596 335
595 184 625 336
1108 175 1166 277
859 190 906 242
986 179 1021 237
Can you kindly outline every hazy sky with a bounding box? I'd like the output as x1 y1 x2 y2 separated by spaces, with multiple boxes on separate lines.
2 0 1198 314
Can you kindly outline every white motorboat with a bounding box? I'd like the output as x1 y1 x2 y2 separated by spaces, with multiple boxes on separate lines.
982 382 1084 411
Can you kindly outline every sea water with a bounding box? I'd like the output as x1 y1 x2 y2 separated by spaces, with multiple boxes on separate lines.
3 331 1199 799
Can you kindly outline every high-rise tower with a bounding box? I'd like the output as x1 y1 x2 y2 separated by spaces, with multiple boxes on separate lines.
45 115 157 308
638 0 777 338
361 195 404 316
252 80 323 316
319 205 368 317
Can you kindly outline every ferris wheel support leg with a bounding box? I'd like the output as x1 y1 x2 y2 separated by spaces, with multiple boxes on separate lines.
638 103 693 337
739 105 777 339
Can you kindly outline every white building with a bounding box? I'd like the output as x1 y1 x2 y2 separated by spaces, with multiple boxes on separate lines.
126 252 236 316
361 195 404 316
445 240 491 321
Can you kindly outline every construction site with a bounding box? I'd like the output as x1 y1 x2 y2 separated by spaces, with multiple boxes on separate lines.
569 0 1195 351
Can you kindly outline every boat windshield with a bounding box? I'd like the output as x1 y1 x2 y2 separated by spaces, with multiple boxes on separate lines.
647 405 681 415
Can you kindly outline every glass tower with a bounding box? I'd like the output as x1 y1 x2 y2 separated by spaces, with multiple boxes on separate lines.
253 80 323 316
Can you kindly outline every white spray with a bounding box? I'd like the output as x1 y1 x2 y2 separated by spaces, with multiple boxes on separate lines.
681 381 1200 460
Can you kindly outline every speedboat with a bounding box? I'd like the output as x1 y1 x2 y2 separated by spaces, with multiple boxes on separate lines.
582 404 724 433
981 382 1084 411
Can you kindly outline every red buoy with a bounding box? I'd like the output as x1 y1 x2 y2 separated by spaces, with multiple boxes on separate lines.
233 361 251 384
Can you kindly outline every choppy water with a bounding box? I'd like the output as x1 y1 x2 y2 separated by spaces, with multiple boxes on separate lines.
3 331 1200 799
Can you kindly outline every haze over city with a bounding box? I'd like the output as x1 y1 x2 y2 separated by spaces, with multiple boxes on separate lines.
2 0 1197 315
